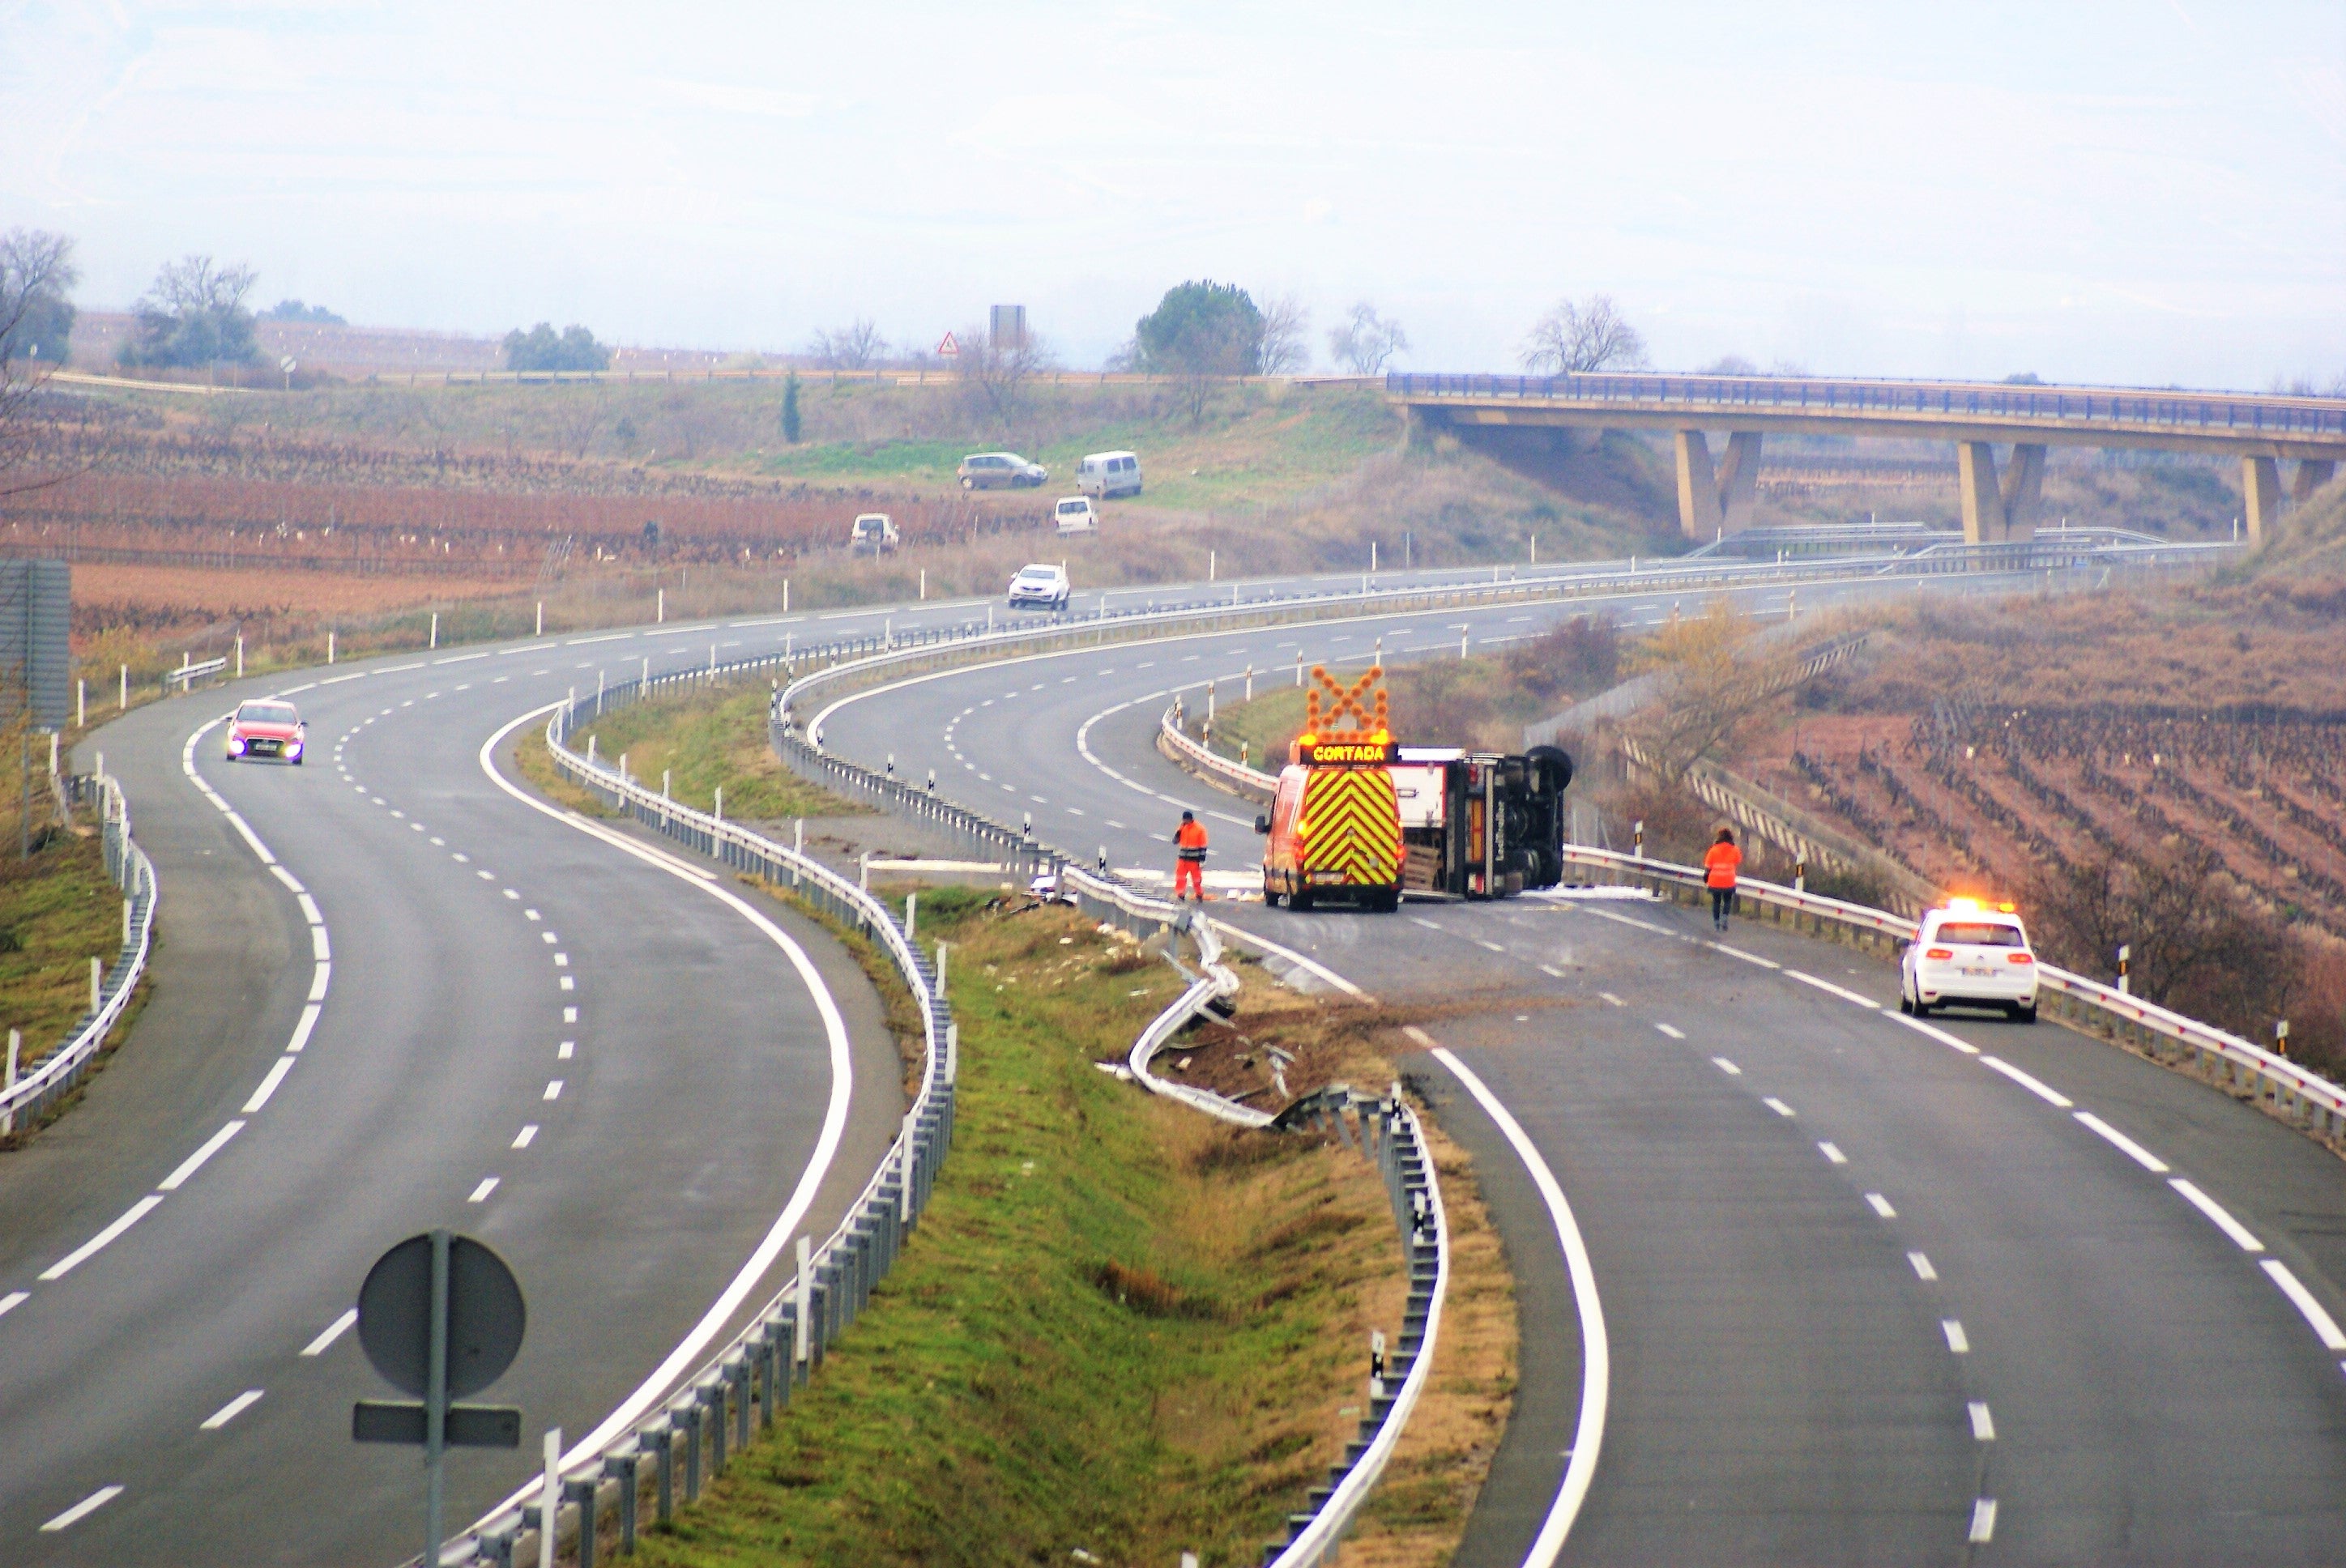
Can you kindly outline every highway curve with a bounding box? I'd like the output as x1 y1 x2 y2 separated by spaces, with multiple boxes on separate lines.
813 598 2346 1564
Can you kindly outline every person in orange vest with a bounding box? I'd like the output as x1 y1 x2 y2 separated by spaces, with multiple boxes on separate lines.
1704 826 1742 931
1174 810 1209 901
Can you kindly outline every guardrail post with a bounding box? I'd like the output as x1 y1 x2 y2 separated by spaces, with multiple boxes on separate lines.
675 1397 702 1502
603 1451 640 1555
563 1476 598 1568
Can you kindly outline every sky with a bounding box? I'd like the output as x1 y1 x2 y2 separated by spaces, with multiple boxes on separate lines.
3 1 2341 388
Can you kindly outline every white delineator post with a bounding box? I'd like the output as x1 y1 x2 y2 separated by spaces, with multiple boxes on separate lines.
535 601 544 637
795 1236 813 1368
2 1028 19 1135
537 1427 561 1568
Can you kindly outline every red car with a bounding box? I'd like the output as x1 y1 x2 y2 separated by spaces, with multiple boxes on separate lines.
227 700 306 765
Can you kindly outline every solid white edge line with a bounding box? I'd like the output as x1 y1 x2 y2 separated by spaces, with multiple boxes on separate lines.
301 1307 358 1356
38 1195 164 1280
157 1120 245 1191
2073 1111 2170 1173
479 702 855 1476
199 1388 265 1429
242 1055 296 1113
1979 1055 2075 1108
1209 921 1371 999
1784 968 1881 1008
269 864 305 894
40 1484 124 1531
2169 1178 2266 1252
309 961 331 1001
1887 1012 1981 1055
1428 1045 1608 1566
2261 1260 2346 1351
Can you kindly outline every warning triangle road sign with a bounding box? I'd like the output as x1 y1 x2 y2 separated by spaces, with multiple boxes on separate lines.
936 331 960 358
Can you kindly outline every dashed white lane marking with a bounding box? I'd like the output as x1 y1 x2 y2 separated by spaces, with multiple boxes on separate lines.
1969 1401 1997 1440
552 952 569 967
1783 969 1880 1008
2262 1261 2346 1350
158 1121 245 1191
1708 942 1781 970
544 1080 564 1101
41 1485 123 1532
2169 1179 2265 1251
1942 1319 1971 1353
1865 1192 1897 1218
0 1289 29 1315
2074 1112 2170 1173
1476 939 1507 953
557 1040 574 1059
1653 1022 1684 1040
1969 1498 1998 1543
1909 1251 1938 1280
301 1308 357 1356
200 1389 265 1430
1763 1097 1796 1118
241 1055 296 1113
1538 963 1566 978
38 1196 164 1280
467 1178 500 1204
513 1125 539 1149
560 976 574 991
564 1006 578 1024
1819 1141 1847 1165
1597 991 1623 1007
1711 1057 1741 1076
1980 1055 2073 1108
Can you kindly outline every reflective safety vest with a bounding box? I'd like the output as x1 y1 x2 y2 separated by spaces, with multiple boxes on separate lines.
1175 820 1209 862
1704 842 1742 888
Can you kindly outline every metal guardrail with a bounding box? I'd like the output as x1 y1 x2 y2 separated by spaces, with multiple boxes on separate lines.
1557 844 2346 1144
0 774 156 1133
437 670 960 1567
1389 371 2346 444
164 656 229 691
1159 702 1278 805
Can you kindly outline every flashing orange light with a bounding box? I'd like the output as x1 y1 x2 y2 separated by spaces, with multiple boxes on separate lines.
1944 897 1981 914
1296 732 1317 747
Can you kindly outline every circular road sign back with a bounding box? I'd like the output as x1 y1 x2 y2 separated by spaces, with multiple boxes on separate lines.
356 1233 526 1400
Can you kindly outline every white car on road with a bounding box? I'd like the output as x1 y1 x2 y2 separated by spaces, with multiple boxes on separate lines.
1006 562 1070 611
1901 899 2038 1022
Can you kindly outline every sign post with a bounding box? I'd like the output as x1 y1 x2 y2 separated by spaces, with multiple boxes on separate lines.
354 1230 527 1566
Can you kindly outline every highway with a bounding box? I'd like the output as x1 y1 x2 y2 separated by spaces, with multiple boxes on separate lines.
0 543 2297 1562
809 585 2346 1563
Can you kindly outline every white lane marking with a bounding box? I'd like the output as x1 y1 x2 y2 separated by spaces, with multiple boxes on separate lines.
526 909 541 921
311 925 331 961
433 650 490 664
1431 1044 1608 1567
2169 1178 2265 1251
1887 1011 1980 1055
2262 1261 2346 1350
284 1003 322 1054
1909 1251 1938 1280
431 837 445 846
1819 1141 1847 1164
479 702 855 1484
301 1308 358 1356
1979 1055 2073 1108
560 976 574 991
220 810 278 865
1211 922 1371 999
309 961 330 1001
557 1041 574 1059
468 1178 500 1204
2074 1111 2170 1173
513 1124 539 1148
201 1389 265 1430
1708 942 1781 969
158 1121 245 1191
242 1055 296 1112
296 893 322 925
1763 1097 1796 1118
41 1485 124 1532
0 1290 27 1316
1538 963 1565 978
1654 1022 1685 1040
1711 1057 1741 1075
1865 1191 1897 1218
1969 1401 1996 1440
504 887 521 898
543 1080 563 1101
1476 939 1507 953
1581 907 1674 937
454 853 470 863
269 864 306 894
1969 1498 1998 1543
552 952 568 966
1943 1319 1970 1353
1784 968 1880 1008
1598 991 1623 1008
39 1195 164 1280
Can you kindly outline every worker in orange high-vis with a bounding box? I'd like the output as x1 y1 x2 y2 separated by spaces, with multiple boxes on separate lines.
1704 826 1742 931
1174 810 1209 901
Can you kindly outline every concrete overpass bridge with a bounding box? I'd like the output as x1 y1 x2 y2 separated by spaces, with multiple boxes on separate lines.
1388 371 2346 545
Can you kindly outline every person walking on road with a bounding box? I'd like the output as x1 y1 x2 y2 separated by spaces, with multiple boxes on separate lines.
1704 826 1742 931
1174 810 1209 901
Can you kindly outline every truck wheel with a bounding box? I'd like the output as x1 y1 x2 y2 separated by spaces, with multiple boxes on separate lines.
1292 886 1315 912
1261 879 1279 907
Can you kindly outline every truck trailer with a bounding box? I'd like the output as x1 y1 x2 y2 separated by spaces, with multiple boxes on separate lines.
1392 744 1575 900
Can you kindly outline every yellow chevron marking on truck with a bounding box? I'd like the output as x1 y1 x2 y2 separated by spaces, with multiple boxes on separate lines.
1300 766 1401 885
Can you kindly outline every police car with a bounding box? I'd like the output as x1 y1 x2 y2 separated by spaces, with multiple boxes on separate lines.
1900 898 2037 1022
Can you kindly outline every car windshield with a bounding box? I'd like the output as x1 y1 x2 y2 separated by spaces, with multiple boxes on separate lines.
1059 502 1083 513
1936 921 2024 947
241 703 299 725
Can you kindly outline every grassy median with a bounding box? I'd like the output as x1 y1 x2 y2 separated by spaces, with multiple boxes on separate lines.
570 681 863 820
0 811 147 1146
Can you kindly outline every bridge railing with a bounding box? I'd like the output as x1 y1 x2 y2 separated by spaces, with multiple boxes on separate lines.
1389 371 2346 441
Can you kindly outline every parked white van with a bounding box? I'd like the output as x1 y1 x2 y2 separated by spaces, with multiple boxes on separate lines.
1054 496 1099 535
1077 451 1141 499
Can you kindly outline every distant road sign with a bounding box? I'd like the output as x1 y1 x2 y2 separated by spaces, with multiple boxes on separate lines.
279 356 296 373
359 1231 525 1397
936 331 960 359
0 560 72 731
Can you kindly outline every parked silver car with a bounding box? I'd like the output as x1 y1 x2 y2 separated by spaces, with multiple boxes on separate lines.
957 451 1048 490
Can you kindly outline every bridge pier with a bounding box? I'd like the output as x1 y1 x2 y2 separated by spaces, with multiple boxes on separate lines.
2293 459 2338 503
2242 455 2285 545
1956 441 2045 543
1674 430 1764 539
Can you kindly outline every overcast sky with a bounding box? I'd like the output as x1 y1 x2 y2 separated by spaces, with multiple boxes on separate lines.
5 1 2340 387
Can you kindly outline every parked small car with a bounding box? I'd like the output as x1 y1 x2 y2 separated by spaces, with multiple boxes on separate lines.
849 513 899 554
1077 450 1141 498
956 452 1048 490
1054 496 1099 536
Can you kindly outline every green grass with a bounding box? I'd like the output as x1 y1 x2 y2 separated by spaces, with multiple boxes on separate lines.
631 892 1405 1567
571 683 865 820
0 822 130 1090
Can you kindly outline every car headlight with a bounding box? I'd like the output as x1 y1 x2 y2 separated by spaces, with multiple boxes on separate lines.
287 739 303 758
228 735 245 754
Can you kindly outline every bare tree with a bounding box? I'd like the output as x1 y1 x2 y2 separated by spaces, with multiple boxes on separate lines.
0 229 83 496
1520 293 1649 374
122 254 261 368
551 391 608 459
952 322 1052 436
1256 293 1311 375
1623 600 1798 786
2027 846 2297 1029
808 317 889 369
1327 302 1407 375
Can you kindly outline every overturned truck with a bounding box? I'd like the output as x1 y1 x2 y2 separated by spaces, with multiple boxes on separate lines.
1392 745 1576 901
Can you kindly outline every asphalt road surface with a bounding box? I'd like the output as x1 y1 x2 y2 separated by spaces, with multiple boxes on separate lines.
813 589 2346 1566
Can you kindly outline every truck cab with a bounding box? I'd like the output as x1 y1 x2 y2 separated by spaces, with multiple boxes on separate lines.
1257 731 1404 912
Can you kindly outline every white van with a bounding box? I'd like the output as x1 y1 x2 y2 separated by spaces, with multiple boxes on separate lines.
1077 451 1141 499
1054 496 1099 535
